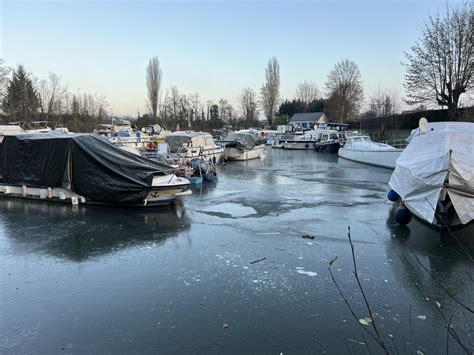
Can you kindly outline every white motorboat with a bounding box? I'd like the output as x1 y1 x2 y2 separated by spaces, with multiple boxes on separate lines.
0 124 23 135
166 131 224 164
0 132 190 207
281 130 321 150
338 135 403 168
388 119 473 227
222 131 266 161
1 121 68 135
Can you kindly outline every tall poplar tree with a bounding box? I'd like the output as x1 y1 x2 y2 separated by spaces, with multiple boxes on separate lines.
261 57 280 126
146 57 162 125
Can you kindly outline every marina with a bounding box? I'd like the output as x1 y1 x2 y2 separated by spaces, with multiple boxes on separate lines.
1 0 473 352
1 147 473 354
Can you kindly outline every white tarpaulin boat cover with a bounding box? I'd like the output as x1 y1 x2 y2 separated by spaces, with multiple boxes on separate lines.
389 122 473 225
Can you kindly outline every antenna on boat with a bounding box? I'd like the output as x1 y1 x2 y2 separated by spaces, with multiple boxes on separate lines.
419 117 429 134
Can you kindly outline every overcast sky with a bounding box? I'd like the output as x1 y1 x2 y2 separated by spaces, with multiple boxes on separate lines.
1 0 456 116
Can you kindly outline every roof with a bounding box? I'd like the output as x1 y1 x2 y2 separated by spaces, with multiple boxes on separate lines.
290 112 325 122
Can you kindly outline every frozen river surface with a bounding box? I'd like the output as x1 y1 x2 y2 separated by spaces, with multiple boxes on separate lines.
1 148 473 354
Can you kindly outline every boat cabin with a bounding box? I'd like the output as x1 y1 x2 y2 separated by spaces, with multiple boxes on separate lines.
317 130 345 143
166 131 225 164
166 131 218 153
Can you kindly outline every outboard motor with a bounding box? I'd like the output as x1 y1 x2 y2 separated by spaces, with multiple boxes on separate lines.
189 158 209 175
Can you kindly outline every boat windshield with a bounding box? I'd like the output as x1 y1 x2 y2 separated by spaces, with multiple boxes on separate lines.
166 135 192 152
205 136 216 146
351 136 371 143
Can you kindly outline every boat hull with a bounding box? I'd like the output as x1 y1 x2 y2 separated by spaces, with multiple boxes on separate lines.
314 142 341 153
0 182 190 208
271 141 283 148
225 145 266 160
182 148 225 165
143 184 190 206
339 148 403 169
403 198 467 229
281 141 318 150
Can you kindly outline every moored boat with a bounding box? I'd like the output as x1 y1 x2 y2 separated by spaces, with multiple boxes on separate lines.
281 130 321 150
166 131 224 164
0 132 190 207
387 119 473 228
222 131 266 160
338 135 403 169
313 129 345 153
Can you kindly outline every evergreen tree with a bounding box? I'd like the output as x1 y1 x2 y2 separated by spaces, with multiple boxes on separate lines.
2 65 40 122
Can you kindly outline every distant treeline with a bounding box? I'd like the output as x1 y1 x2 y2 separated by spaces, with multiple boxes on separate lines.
348 106 474 130
0 111 107 133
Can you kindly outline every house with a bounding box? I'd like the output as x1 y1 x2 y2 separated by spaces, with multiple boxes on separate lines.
289 112 327 130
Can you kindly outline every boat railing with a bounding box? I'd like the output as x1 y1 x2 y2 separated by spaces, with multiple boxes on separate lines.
381 139 408 149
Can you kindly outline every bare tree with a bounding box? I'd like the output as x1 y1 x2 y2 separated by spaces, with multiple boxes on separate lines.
0 59 11 104
240 87 258 122
226 104 234 122
36 78 50 115
71 93 80 117
179 94 190 127
190 93 200 123
365 86 399 118
218 98 229 122
48 73 68 115
47 72 61 114
217 99 234 123
76 93 108 118
94 93 109 119
168 86 180 120
146 56 162 124
36 73 69 118
404 5 473 120
325 59 364 122
206 100 213 121
261 57 280 126
295 81 320 103
162 85 181 129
